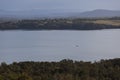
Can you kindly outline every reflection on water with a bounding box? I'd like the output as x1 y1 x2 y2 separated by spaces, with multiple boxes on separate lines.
0 30 120 63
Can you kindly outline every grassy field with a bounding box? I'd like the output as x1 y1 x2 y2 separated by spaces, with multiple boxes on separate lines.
89 20 120 26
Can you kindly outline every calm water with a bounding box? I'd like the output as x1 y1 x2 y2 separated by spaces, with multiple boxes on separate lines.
0 30 120 63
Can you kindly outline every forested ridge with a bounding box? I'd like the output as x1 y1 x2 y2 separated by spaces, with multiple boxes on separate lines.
0 18 120 30
0 58 120 80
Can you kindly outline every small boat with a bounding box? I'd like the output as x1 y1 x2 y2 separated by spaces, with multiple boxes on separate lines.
75 45 79 47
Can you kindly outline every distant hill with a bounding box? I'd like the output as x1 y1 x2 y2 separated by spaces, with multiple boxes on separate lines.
78 9 120 18
0 9 120 19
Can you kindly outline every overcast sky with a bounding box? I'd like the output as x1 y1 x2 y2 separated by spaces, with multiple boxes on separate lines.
0 0 120 11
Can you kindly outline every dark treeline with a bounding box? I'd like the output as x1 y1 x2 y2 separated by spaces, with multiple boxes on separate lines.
0 17 120 30
0 58 120 80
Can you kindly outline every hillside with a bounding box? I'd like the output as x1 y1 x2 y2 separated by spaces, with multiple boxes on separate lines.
0 18 120 30
0 58 120 80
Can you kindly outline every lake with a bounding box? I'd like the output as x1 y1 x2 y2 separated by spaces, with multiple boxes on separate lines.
0 30 120 63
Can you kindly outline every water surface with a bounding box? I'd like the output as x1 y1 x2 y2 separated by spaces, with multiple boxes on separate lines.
0 30 120 63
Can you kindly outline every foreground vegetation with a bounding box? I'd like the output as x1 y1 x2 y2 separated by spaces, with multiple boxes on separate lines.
0 58 120 80
0 17 120 30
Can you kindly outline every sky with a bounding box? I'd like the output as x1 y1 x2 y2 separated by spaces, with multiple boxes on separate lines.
0 0 120 12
